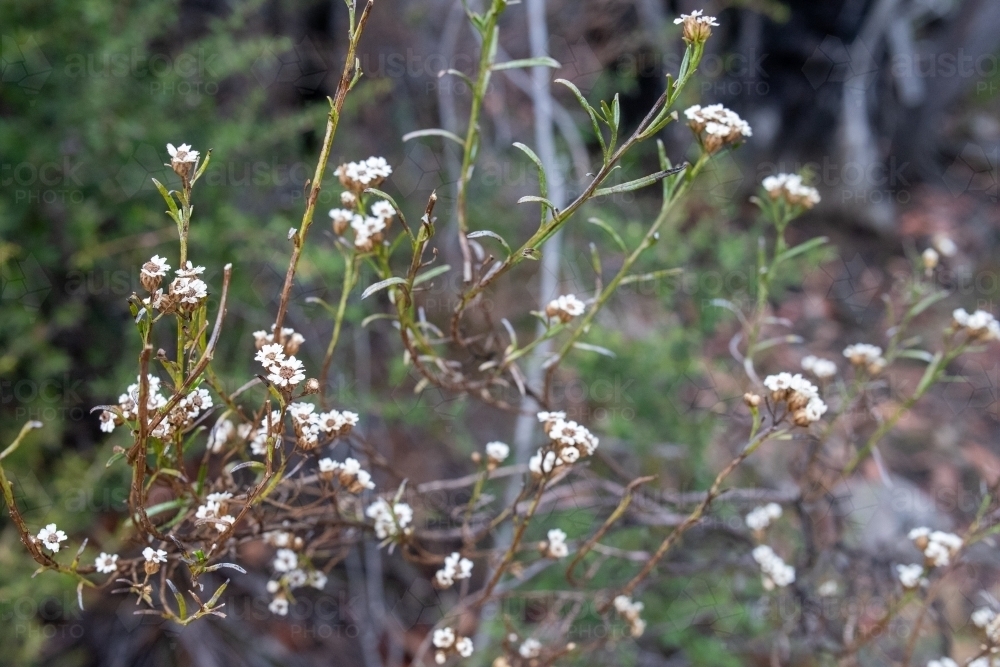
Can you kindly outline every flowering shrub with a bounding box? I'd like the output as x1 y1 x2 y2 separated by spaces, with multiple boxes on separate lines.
3 1 1000 665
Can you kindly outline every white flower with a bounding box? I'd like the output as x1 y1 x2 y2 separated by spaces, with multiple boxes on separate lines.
170 275 208 304
801 355 836 378
745 503 782 531
953 308 1000 340
268 356 306 388
141 255 171 279
843 343 885 367
284 568 308 588
167 143 199 164
933 234 958 257
545 528 569 558
751 544 795 589
366 498 412 540
435 552 473 588
485 441 509 464
545 294 586 321
94 552 119 574
817 580 838 597
896 563 924 588
972 607 996 628
255 343 286 370
537 411 566 423
519 638 542 659
371 200 395 219
684 104 752 152
673 9 719 26
329 208 356 224
174 261 205 278
433 627 455 649
455 636 473 658
926 659 958 667
36 524 68 553
207 418 234 452
308 570 328 590
143 547 168 564
273 548 298 573
268 597 289 615
761 173 821 209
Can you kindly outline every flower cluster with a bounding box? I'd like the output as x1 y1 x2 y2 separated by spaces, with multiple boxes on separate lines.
100 375 213 440
519 638 542 659
751 544 795 590
927 660 958 667
971 604 1000 646
194 491 235 533
434 552 473 588
761 173 821 209
529 412 599 476
484 441 509 468
255 343 305 389
329 200 396 252
613 595 647 637
253 324 305 357
684 104 752 154
432 627 474 664
908 527 963 567
953 308 1000 341
673 9 719 43
539 528 568 559
842 343 886 375
762 373 828 426
366 498 413 541
318 456 374 492
544 294 586 322
895 563 925 589
145 261 209 314
334 156 392 193
745 502 782 532
801 354 836 379
265 546 328 615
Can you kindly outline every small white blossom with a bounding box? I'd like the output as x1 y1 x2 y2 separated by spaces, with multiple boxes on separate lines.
761 173 820 209
801 355 836 378
745 503 782 531
519 638 542 659
143 547 168 564
268 597 289 615
896 563 924 588
273 548 298 573
268 356 306 388
433 627 455 649
545 294 586 322
167 143 199 164
141 255 171 279
485 441 509 464
36 524 67 553
94 552 119 574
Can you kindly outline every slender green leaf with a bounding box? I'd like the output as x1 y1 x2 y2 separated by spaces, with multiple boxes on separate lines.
512 142 547 198
401 128 465 146
587 217 627 253
573 342 616 358
413 264 451 286
492 56 560 71
468 230 512 256
594 167 685 197
362 276 408 299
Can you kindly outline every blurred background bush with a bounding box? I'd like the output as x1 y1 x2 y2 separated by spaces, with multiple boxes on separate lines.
3 0 1000 664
